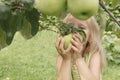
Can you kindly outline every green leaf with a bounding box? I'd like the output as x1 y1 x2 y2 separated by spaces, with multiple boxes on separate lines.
20 17 32 39
25 8 40 36
103 32 117 44
21 0 34 11
114 27 120 38
58 23 73 36
114 59 120 64
0 26 7 50
113 39 120 52
105 21 115 31
111 0 120 7
0 2 10 20
0 11 24 45
102 0 111 4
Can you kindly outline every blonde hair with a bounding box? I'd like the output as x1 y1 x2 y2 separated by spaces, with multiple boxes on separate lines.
63 14 106 70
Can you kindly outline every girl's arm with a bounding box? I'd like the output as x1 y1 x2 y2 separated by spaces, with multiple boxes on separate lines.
76 52 100 80
57 55 71 80
55 37 72 80
71 33 101 80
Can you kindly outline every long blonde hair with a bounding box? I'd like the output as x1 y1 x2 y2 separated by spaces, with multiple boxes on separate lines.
63 14 106 69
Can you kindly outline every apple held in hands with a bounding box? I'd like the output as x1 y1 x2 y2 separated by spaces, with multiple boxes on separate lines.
62 34 72 49
68 0 99 20
34 0 66 16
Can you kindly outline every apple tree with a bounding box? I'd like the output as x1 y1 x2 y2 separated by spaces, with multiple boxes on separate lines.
0 0 120 64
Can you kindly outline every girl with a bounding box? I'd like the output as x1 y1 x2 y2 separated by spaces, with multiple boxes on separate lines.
55 14 106 80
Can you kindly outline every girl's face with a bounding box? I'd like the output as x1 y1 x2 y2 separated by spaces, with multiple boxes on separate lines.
67 17 90 42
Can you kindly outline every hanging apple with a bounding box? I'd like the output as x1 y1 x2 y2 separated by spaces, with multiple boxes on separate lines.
68 0 99 20
62 34 72 49
34 0 67 16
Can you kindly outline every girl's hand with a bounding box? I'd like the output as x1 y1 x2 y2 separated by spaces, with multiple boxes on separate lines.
71 33 84 60
55 37 72 60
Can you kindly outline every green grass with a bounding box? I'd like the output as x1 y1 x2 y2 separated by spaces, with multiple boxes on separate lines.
0 31 119 80
103 62 120 80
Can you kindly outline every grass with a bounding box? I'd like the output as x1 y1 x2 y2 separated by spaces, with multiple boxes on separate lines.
102 62 120 80
0 31 119 80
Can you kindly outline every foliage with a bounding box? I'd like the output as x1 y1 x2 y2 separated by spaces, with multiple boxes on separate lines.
96 0 120 64
0 0 40 49
102 31 120 64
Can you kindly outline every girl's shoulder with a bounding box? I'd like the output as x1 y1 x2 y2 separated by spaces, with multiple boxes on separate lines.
84 52 101 65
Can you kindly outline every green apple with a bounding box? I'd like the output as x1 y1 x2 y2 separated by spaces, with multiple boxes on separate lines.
62 34 72 49
34 0 67 16
68 0 99 20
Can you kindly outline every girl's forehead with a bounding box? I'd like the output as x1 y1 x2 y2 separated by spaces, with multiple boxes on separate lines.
65 15 89 28
74 19 88 28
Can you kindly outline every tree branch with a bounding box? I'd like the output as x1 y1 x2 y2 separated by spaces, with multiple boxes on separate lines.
46 28 59 34
99 0 120 27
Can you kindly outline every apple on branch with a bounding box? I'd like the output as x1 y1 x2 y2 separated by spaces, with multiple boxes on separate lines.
34 0 67 16
68 0 99 20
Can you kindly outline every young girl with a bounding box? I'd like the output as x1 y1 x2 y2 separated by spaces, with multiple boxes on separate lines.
55 14 106 80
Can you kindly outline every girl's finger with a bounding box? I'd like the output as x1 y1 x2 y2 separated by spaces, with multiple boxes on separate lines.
55 37 61 49
73 35 80 43
55 37 63 54
71 45 79 52
59 38 65 52
71 39 80 48
74 33 83 42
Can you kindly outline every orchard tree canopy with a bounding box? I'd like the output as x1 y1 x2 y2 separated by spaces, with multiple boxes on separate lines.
0 0 120 61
